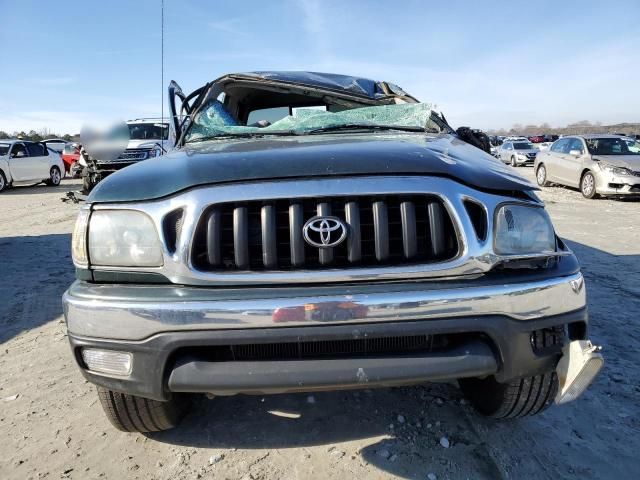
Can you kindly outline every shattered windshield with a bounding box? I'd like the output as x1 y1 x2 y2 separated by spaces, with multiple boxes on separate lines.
185 102 438 142
128 123 169 140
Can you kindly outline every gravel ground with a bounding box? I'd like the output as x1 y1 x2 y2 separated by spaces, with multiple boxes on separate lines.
1 170 639 480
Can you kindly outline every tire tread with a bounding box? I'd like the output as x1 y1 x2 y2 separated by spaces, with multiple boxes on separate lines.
96 386 182 432
460 328 563 419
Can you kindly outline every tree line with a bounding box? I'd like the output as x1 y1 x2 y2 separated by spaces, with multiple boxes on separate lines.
0 130 80 142
487 120 639 137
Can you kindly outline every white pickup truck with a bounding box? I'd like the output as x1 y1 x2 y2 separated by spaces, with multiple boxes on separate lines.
79 118 170 193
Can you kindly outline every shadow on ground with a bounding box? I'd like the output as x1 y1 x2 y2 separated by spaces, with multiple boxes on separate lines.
0 233 74 343
145 240 639 478
2 227 638 478
1 179 81 197
150 382 503 478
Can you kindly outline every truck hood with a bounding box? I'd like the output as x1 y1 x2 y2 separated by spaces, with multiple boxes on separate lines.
593 155 640 170
89 133 536 203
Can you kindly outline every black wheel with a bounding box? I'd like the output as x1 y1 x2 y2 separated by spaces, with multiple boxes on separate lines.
0 170 7 192
46 166 62 186
510 156 517 167
580 171 598 199
96 386 186 432
460 327 563 418
536 164 549 186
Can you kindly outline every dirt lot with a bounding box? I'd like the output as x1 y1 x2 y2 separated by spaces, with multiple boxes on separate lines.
1 170 639 480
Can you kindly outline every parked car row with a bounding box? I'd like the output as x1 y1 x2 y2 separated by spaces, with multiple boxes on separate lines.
489 134 560 147
3 115 638 203
0 118 170 193
489 132 640 200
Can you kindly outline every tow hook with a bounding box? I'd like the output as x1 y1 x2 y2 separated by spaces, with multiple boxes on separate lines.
555 340 604 404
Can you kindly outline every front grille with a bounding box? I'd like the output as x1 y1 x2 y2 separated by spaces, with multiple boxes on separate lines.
117 149 149 161
180 334 452 362
191 195 459 271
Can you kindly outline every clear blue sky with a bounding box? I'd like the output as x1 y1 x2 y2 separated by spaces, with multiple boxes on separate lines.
1 0 638 134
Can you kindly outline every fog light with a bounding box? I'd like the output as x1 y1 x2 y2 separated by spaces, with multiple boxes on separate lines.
555 340 603 404
81 348 132 376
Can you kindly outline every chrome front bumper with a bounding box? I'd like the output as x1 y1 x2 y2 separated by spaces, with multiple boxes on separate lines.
63 271 586 342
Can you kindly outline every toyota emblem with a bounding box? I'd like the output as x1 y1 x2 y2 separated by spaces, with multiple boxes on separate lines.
303 216 348 248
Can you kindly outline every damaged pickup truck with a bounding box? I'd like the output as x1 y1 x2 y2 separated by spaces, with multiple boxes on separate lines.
63 71 602 432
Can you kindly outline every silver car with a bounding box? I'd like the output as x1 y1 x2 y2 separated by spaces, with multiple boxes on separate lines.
534 135 640 199
497 141 538 167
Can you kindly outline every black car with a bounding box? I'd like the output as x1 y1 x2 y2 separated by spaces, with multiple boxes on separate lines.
63 71 602 432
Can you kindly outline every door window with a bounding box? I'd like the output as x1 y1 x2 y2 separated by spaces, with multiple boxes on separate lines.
550 138 569 153
26 143 47 157
567 138 584 154
10 143 28 158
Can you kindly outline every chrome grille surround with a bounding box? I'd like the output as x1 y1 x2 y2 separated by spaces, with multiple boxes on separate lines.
190 194 459 272
88 176 569 285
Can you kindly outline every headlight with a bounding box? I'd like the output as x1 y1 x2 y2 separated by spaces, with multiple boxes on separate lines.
517 153 527 159
88 210 163 267
599 163 633 176
147 147 161 158
494 204 555 255
71 208 90 266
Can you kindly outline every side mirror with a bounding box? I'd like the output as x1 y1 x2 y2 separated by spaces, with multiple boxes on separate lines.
569 149 582 157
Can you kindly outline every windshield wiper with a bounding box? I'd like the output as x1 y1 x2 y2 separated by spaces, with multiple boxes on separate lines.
187 131 296 143
306 124 425 135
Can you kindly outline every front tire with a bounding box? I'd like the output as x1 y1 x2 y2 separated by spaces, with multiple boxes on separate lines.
536 164 549 186
0 170 7 192
460 327 563 418
46 166 61 186
510 156 517 167
96 386 186 432
580 171 598 199
460 372 558 418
